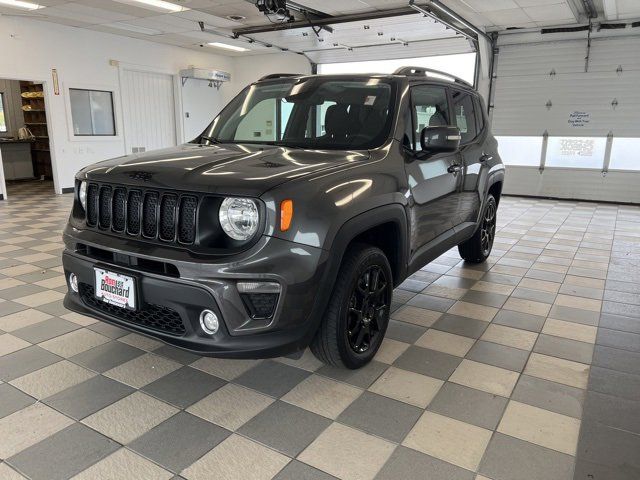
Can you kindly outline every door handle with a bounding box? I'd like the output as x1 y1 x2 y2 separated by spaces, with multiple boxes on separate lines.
480 154 493 163
447 164 462 174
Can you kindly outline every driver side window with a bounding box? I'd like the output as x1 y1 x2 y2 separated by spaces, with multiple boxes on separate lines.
410 86 450 151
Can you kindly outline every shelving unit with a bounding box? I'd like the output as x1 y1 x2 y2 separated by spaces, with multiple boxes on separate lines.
20 81 52 179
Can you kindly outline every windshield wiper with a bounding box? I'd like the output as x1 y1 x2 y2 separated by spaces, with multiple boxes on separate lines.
200 135 221 144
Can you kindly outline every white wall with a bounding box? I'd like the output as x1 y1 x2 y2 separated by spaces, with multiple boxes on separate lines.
231 52 312 97
0 15 234 196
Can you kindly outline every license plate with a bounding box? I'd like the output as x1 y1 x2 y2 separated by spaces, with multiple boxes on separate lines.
94 268 136 310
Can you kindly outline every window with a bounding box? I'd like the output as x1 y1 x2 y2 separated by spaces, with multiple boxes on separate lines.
69 88 115 136
0 93 7 133
496 136 543 166
451 90 477 144
410 85 449 151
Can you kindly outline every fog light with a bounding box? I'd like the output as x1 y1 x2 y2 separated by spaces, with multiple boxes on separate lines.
69 273 79 293
199 309 219 335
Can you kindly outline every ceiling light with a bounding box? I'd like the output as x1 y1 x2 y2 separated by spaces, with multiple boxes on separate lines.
126 0 186 13
208 42 249 52
0 0 43 10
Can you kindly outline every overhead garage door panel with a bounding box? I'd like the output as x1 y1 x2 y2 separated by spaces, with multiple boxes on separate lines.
493 36 640 137
305 36 473 64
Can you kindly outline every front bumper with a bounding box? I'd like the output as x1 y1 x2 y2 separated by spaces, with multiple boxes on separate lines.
62 228 333 358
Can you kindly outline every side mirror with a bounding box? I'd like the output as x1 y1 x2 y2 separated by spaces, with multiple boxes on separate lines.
420 126 461 154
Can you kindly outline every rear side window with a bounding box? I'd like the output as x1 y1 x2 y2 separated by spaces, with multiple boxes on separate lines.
451 90 477 144
410 85 449 151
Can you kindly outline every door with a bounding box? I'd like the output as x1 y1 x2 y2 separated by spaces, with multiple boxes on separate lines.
451 89 486 225
120 69 177 154
403 84 463 259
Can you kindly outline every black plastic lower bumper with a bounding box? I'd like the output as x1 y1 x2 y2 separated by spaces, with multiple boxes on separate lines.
62 251 324 358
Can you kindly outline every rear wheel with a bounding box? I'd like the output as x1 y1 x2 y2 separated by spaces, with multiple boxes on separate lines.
310 245 392 369
458 194 497 263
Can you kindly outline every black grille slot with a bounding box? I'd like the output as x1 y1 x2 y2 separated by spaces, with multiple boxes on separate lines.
86 184 99 227
98 186 112 229
127 190 142 235
178 196 198 244
84 183 198 246
79 283 185 335
112 188 127 232
159 194 177 241
240 293 279 319
142 192 159 238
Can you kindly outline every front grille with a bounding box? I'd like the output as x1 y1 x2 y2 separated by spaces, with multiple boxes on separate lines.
79 283 185 335
85 183 199 245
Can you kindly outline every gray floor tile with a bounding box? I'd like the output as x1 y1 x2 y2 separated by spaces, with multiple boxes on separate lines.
386 320 426 343
596 328 640 353
129 411 229 473
576 419 640 473
376 445 474 480
0 284 46 300
467 340 529 372
481 272 523 286
605 279 640 295
316 361 387 389
44 375 134 420
588 366 640 401
398 278 430 293
393 345 461 380
0 383 35 419
35 301 70 317
493 310 546 332
7 423 119 480
548 305 599 326
479 433 574 480
602 301 640 319
0 345 61 381
432 314 489 339
153 344 201 365
142 366 226 408
534 334 594 364
511 374 585 419
592 345 640 376
12 318 78 343
274 460 338 480
526 269 565 283
511 287 557 304
427 382 508 430
583 390 640 435
234 360 310 398
87 321 129 339
599 313 640 335
239 401 330 457
408 294 456 312
337 391 422 443
574 458 639 480
70 340 144 373
461 290 508 308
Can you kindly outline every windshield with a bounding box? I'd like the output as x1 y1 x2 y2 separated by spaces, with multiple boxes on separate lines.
200 77 396 150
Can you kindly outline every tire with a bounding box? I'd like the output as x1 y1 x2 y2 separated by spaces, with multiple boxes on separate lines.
310 244 393 369
458 194 497 263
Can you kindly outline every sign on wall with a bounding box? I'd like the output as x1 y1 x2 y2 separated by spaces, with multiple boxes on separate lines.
568 111 590 128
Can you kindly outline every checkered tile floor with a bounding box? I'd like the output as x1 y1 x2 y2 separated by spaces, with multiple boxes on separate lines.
1 180 640 480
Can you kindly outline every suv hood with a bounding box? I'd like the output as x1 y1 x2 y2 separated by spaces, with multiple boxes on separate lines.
81 143 369 196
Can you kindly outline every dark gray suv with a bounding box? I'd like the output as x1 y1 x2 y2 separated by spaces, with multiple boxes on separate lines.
63 67 504 369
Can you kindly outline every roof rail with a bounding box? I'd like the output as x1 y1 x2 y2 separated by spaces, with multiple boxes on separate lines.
258 73 301 81
393 66 471 87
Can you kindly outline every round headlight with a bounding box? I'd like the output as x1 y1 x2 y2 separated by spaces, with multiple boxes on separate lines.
219 197 259 241
79 181 88 210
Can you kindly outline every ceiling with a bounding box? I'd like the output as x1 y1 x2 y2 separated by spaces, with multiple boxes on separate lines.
0 0 638 58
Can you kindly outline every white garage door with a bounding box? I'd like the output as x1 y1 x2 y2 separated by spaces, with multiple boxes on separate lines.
492 35 640 203
120 69 177 154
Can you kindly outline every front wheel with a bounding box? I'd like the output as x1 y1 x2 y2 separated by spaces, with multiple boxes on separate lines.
458 194 497 263
310 245 392 369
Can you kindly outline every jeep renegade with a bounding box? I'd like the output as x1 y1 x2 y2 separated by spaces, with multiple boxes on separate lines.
63 67 504 369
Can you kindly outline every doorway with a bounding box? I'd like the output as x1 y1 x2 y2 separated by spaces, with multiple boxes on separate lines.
0 78 54 199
